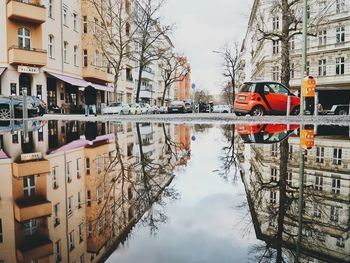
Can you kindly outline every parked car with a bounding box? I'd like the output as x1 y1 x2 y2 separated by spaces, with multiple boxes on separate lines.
213 104 232 113
0 96 40 119
168 101 186 113
149 105 160 114
102 103 130 115
129 103 142 115
319 104 349 115
234 82 300 116
184 101 193 113
159 106 168 114
140 103 151 114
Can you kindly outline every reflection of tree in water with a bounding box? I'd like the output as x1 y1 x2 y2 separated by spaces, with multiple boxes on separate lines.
91 123 185 259
244 139 342 263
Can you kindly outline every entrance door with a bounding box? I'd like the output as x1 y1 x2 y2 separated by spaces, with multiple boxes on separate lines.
19 73 32 96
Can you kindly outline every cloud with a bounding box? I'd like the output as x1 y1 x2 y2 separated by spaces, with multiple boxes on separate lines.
162 0 253 94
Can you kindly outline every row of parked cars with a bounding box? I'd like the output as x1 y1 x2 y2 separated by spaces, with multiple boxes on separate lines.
0 95 46 119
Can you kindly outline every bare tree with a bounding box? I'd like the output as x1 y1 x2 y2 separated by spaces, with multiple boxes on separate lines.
216 42 240 104
160 54 190 106
88 0 136 100
133 0 173 103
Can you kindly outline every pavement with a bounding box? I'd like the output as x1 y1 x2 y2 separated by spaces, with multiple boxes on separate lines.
36 113 350 125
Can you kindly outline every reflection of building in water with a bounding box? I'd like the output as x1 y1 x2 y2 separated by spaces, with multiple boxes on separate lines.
239 129 350 262
0 121 190 263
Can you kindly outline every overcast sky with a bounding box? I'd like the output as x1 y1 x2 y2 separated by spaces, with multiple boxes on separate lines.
162 0 253 95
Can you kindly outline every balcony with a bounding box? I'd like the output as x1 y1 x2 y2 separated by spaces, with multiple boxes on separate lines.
139 88 153 99
141 67 155 80
12 159 50 177
8 46 47 67
17 235 53 262
7 0 46 24
14 195 52 222
83 66 113 83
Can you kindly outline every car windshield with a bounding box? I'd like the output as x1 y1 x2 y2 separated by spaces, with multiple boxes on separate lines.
240 83 255 92
110 103 122 107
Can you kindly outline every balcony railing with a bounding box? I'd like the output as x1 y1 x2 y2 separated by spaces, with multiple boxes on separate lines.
17 235 53 262
7 0 46 24
8 46 47 67
12 159 50 177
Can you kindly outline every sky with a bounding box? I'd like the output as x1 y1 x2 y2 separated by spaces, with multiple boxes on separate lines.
161 0 254 95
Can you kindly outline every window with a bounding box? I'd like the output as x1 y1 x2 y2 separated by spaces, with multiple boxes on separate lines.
83 49 88 67
68 196 73 216
0 218 2 243
271 168 277 182
94 50 99 66
332 177 341 194
336 0 346 13
52 166 58 189
97 186 102 204
23 176 36 197
74 46 78 66
290 63 295 79
48 0 53 18
272 17 279 30
314 203 322 218
270 191 277 204
83 16 88 33
48 35 54 58
98 218 103 235
12 132 19 143
315 175 323 191
68 230 75 251
80 254 85 263
271 144 278 156
318 59 327 76
126 22 131 36
336 57 345 75
318 30 327 45
78 191 82 209
77 158 81 178
330 206 339 223
54 203 60 227
79 223 84 243
55 240 62 262
64 41 68 63
287 172 292 185
18 28 31 49
73 13 78 31
336 26 345 43
272 66 279 81
24 219 38 236
319 1 327 15
316 147 324 163
63 7 68 26
88 222 93 238
93 18 98 34
336 237 345 248
333 148 342 165
290 35 295 50
125 0 131 14
67 161 72 182
86 158 90 174
272 40 279 54
87 190 91 207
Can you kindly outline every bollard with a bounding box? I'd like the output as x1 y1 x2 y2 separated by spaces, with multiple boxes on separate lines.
286 96 291 116
314 92 319 116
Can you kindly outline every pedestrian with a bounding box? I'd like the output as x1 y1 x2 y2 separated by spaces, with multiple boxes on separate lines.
84 85 97 116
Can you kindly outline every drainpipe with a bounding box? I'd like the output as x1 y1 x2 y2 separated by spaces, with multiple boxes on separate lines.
64 151 70 263
60 0 64 73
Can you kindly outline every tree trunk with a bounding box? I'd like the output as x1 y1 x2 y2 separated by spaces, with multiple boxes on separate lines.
231 78 236 105
280 0 291 88
136 65 144 103
161 84 168 106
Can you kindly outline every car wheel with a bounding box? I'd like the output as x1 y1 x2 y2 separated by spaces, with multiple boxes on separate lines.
291 106 300 116
250 106 265 116
0 106 11 119
223 111 228 113
235 112 242 116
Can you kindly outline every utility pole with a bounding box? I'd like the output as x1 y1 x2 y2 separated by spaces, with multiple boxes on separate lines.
301 0 308 116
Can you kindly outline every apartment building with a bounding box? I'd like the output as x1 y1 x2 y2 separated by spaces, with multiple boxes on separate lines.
175 57 191 102
0 120 189 262
239 131 350 262
240 0 350 108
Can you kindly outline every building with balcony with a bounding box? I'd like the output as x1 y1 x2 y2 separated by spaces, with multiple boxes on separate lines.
240 0 350 108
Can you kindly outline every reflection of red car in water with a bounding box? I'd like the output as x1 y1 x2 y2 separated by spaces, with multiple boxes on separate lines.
234 82 300 116
237 124 299 144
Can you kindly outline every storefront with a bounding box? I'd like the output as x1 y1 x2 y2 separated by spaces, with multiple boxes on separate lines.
318 87 350 109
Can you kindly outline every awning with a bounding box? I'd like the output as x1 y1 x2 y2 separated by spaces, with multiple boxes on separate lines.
49 134 115 155
46 71 113 92
0 150 9 159
0 67 7 76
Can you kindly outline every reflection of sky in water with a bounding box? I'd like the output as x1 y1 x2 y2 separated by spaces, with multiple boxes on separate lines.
108 127 259 263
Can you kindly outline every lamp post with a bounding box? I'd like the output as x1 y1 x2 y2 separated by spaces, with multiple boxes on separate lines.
301 0 308 116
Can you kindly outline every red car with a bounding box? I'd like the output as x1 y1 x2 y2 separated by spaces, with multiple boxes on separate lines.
234 82 300 116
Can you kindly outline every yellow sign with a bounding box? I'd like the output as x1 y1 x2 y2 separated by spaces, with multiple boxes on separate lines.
302 76 316 97
301 128 314 150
